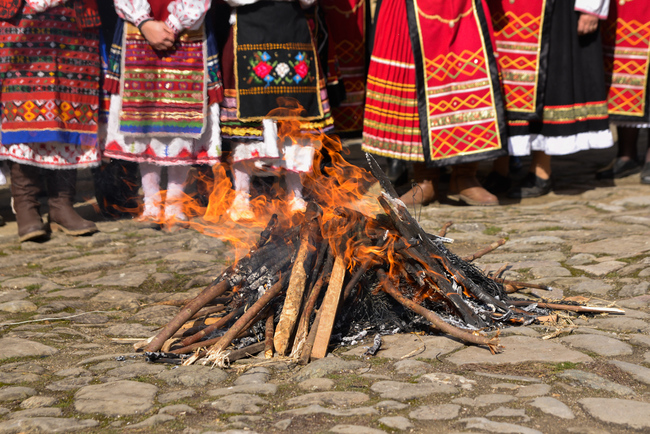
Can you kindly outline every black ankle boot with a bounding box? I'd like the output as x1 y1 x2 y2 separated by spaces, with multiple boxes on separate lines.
507 172 552 198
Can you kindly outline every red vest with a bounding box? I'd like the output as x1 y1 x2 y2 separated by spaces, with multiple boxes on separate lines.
0 0 101 28
149 0 172 22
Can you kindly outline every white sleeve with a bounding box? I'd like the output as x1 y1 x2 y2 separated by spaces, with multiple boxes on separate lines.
225 0 293 8
165 0 211 34
25 0 68 13
574 0 610 20
114 0 154 27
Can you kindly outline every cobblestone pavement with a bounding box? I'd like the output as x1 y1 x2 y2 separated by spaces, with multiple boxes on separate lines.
0 144 649 433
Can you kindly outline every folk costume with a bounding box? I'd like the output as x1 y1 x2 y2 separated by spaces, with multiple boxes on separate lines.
504 0 613 198
321 0 367 133
488 0 554 122
220 0 335 220
597 0 650 183
506 0 612 156
0 0 102 241
105 0 223 223
361 0 507 206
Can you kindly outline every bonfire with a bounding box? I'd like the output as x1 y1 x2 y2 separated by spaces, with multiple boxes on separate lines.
137 129 623 367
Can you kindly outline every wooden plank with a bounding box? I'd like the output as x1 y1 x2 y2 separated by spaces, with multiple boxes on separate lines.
273 231 311 355
311 255 346 359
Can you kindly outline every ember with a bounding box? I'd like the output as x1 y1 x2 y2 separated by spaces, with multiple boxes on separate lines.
138 153 624 367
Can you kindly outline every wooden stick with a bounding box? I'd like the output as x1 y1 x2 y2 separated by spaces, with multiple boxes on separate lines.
311 255 346 359
298 307 322 365
507 300 625 314
172 315 229 338
173 305 268 355
378 270 501 353
461 238 506 262
264 312 275 359
290 265 328 357
145 279 231 352
439 221 453 237
154 296 231 307
274 208 319 355
493 263 509 279
171 328 250 355
290 248 334 358
227 341 266 362
490 277 554 291
206 276 286 356
189 305 226 320
179 307 242 347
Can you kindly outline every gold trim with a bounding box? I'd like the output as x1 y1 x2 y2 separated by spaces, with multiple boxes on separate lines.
321 0 366 17
237 43 314 51
543 102 608 122
239 85 319 96
416 5 472 25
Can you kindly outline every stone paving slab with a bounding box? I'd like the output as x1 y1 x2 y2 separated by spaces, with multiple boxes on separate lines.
0 147 649 433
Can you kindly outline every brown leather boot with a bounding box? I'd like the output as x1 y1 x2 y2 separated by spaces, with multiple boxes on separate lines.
399 162 438 206
46 169 98 236
448 162 498 206
11 162 47 243
10 162 47 242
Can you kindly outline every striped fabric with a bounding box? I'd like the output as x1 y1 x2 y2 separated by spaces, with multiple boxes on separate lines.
361 0 422 161
0 3 101 147
363 0 506 166
117 22 207 137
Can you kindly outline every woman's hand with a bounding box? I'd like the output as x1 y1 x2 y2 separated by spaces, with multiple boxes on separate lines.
140 20 175 51
577 13 599 36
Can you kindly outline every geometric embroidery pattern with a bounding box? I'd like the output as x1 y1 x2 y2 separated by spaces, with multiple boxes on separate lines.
412 0 504 164
0 4 101 147
602 7 650 118
430 122 497 159
490 3 547 113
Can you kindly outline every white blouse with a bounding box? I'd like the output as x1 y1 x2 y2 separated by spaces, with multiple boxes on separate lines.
575 0 610 20
224 0 316 10
114 0 211 35
26 0 67 13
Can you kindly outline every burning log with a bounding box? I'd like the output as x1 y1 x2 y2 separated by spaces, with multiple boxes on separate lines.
145 279 231 352
204 274 289 362
140 153 624 367
274 203 321 355
290 245 332 358
378 270 501 354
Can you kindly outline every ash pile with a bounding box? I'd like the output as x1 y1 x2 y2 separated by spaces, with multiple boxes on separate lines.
139 155 623 367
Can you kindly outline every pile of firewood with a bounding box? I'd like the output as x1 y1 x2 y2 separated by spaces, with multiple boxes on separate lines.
140 158 623 366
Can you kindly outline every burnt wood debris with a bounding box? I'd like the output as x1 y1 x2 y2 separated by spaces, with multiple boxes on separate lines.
141 154 624 367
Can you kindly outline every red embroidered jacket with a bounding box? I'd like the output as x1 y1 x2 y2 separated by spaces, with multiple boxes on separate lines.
0 0 101 28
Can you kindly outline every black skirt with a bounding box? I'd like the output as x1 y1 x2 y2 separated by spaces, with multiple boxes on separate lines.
509 1 610 138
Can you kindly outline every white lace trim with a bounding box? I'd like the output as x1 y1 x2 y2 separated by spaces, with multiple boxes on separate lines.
509 130 614 157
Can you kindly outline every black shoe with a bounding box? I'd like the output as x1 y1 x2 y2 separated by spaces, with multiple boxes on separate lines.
595 157 641 180
385 158 407 184
507 172 552 198
483 171 512 195
641 162 650 185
